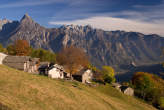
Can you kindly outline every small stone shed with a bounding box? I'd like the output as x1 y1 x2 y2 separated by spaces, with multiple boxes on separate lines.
112 83 134 96
112 83 122 92
120 86 134 96
38 62 50 76
2 56 39 73
0 52 7 64
72 69 93 83
48 64 68 79
38 63 68 79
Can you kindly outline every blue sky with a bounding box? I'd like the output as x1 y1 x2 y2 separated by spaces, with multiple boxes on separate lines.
0 0 164 36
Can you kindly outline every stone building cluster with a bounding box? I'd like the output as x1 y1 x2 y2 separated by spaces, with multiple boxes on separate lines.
0 52 134 96
0 52 93 84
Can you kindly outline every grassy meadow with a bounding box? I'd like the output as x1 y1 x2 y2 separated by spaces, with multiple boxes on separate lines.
0 65 156 110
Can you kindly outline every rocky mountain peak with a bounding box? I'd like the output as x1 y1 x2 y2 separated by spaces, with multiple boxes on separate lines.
60 24 82 30
20 13 34 24
1 14 164 77
0 18 12 30
60 24 95 34
18 13 44 31
0 18 10 22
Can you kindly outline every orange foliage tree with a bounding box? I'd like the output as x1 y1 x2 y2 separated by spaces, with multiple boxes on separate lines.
14 39 31 56
7 40 31 56
57 46 89 77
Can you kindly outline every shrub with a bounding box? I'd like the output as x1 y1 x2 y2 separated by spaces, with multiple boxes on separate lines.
132 72 155 99
88 64 98 73
0 44 7 53
101 66 116 84
30 48 56 63
132 72 164 109
159 97 164 110
6 45 16 55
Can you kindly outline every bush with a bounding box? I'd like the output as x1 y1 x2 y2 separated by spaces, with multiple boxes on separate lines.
6 45 16 55
132 72 155 99
30 48 56 63
159 97 164 110
88 64 98 73
132 72 164 109
101 66 116 84
0 44 7 53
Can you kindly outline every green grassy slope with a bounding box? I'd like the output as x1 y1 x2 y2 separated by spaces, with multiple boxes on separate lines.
0 65 156 110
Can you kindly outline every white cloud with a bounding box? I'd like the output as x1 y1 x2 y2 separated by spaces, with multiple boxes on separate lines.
49 16 164 36
118 0 164 23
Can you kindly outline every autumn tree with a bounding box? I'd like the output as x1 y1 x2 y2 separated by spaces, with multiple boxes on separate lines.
7 40 31 56
14 40 31 56
132 72 164 109
57 46 89 77
132 72 156 99
101 66 116 83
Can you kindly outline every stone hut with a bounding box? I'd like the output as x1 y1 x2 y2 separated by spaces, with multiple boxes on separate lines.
2 56 39 73
48 64 68 79
38 63 68 79
112 83 122 91
72 69 93 83
120 86 134 96
0 53 7 64
112 83 134 96
28 58 40 73
38 62 50 76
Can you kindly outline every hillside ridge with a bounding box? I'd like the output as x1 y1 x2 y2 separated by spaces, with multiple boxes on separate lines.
0 65 156 110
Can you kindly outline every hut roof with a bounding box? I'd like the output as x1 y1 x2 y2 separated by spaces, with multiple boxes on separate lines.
0 52 7 57
74 69 89 76
112 83 122 87
54 64 64 70
3 56 31 63
120 86 131 92
31 58 40 62
29 58 40 66
39 62 50 69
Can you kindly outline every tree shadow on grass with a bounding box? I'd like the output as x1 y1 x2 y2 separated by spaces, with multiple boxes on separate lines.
0 102 11 110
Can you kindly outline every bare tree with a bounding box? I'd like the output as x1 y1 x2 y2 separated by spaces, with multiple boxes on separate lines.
57 46 89 78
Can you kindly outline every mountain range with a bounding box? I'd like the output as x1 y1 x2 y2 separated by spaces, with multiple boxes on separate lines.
0 18 11 30
0 14 164 80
